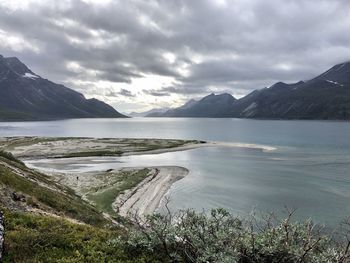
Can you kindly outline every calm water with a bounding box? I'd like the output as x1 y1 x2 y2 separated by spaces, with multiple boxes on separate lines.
1 118 350 226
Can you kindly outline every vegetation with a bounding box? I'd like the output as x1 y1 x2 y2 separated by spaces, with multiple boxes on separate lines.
0 137 204 159
2 209 162 262
0 150 24 165
0 108 34 121
128 140 201 152
0 155 107 226
56 139 202 158
117 208 350 263
57 150 123 158
87 168 151 216
3 206 350 263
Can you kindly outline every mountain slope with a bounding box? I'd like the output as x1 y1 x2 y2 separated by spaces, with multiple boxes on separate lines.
149 93 237 117
0 55 126 120
230 62 350 119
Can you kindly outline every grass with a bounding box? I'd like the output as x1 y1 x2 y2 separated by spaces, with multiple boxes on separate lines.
0 137 67 153
128 139 201 153
87 168 151 216
0 156 108 226
0 150 25 165
56 150 123 158
56 139 202 158
0 108 34 121
2 210 160 263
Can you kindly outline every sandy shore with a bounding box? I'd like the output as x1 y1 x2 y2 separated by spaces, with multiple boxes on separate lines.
113 166 188 219
122 140 276 156
209 141 277 152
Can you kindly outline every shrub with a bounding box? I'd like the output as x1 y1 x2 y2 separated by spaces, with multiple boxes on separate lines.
116 208 350 263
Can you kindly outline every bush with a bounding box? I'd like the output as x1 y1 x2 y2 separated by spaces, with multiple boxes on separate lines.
116 208 350 263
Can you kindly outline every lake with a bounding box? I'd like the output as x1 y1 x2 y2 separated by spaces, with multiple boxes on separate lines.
1 118 350 226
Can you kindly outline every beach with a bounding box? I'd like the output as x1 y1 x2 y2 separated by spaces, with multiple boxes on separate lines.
39 165 189 219
113 166 189 218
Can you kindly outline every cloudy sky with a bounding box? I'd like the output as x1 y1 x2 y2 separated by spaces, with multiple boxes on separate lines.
1 0 350 112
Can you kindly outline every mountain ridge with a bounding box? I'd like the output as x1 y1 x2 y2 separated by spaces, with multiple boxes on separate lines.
0 55 126 120
147 61 350 119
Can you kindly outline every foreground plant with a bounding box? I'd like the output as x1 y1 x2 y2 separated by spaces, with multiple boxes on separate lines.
114 206 350 263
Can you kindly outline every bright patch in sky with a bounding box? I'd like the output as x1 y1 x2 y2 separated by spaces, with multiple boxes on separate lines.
276 63 293 71
162 52 176 64
0 29 40 53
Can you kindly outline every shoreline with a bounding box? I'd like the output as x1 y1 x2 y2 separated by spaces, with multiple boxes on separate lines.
122 140 276 157
24 163 189 220
7 136 277 221
113 166 189 219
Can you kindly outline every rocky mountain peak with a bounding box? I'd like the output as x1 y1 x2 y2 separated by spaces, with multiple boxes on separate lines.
0 56 31 75
314 61 350 84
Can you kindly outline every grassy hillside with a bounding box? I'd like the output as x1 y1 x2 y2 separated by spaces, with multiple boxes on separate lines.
0 154 107 226
0 108 34 121
0 151 159 262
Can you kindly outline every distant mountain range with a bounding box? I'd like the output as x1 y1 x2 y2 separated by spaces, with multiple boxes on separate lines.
0 55 126 120
147 61 350 119
147 93 237 117
128 107 170 117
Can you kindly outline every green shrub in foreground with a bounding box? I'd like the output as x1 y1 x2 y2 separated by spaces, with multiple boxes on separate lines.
115 208 350 263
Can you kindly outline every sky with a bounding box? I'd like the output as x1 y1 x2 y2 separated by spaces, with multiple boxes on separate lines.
1 0 350 113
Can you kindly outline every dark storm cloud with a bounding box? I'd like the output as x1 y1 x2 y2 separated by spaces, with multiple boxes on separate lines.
1 0 350 100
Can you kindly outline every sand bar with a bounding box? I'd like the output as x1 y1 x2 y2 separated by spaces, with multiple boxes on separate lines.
113 166 188 219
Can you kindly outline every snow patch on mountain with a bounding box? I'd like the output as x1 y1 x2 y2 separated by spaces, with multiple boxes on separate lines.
326 80 344 86
23 72 39 79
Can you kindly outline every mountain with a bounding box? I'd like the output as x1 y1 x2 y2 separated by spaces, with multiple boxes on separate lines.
149 61 350 119
148 93 237 117
0 55 126 120
229 62 350 119
128 107 170 117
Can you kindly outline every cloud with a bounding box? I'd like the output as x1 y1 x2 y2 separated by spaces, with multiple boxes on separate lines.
1 0 350 111
143 89 170 97
118 88 135 97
